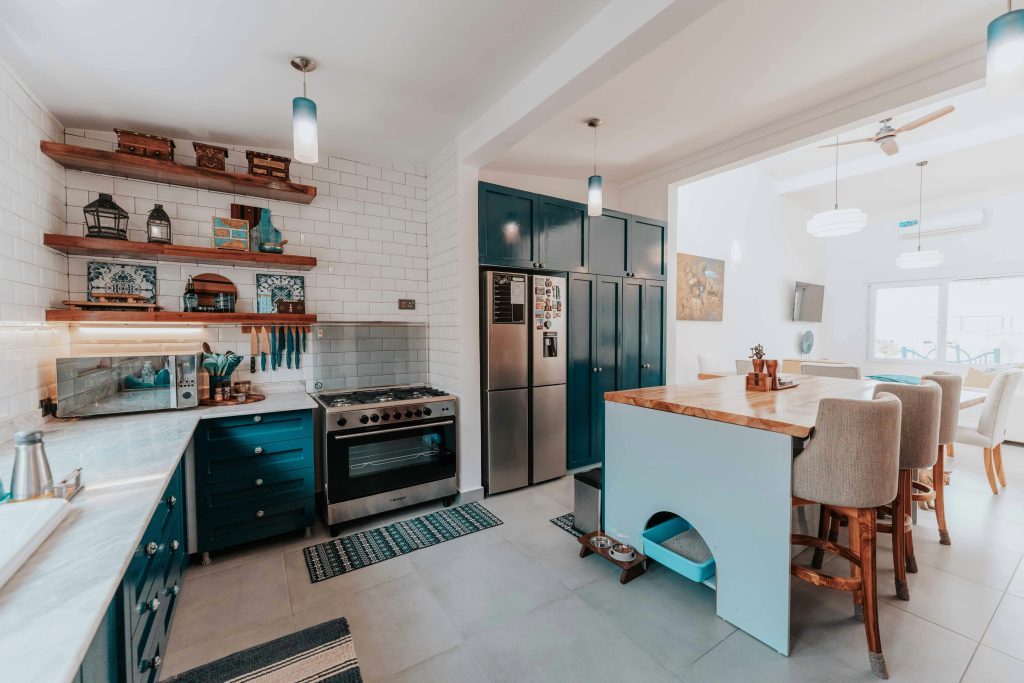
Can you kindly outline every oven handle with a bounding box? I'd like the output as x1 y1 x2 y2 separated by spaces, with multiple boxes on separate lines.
332 420 455 440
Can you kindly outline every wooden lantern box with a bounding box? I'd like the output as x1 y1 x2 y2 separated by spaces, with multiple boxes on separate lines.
114 129 175 161
246 150 291 180
193 142 229 171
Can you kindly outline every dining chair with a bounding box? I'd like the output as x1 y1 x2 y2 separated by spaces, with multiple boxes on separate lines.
955 368 1023 495
735 359 754 374
922 372 962 545
697 352 725 374
801 363 862 379
791 393 902 679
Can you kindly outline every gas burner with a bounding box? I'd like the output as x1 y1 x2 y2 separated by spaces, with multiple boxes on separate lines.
315 384 449 409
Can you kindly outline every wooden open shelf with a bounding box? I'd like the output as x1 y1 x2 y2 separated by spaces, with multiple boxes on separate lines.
44 310 317 325
43 234 317 270
41 141 317 204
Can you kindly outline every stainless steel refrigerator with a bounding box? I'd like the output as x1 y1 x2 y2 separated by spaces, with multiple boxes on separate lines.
482 270 567 494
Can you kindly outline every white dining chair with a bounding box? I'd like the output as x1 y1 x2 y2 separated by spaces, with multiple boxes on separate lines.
955 368 1023 495
801 363 862 380
735 359 754 375
697 352 725 374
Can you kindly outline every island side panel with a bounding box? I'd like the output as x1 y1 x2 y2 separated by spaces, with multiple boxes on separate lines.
603 401 793 655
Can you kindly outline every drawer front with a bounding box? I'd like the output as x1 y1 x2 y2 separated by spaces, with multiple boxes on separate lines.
195 438 313 484
128 580 163 683
196 410 312 449
197 468 314 519
197 497 314 553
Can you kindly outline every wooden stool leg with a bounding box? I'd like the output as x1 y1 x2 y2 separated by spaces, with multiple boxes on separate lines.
811 504 830 569
892 469 910 600
984 448 999 495
934 445 950 545
995 443 1007 488
848 508 864 621
858 508 887 679
904 473 917 573
947 443 955 458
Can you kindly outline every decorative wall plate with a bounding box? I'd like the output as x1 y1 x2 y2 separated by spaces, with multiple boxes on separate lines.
800 330 815 355
87 261 157 303
256 273 305 313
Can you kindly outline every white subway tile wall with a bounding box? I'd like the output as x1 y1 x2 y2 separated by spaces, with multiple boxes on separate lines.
0 59 70 441
426 140 460 391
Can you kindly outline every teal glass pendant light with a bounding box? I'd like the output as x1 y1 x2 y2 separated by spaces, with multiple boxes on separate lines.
586 118 603 217
291 56 319 164
988 1 1024 95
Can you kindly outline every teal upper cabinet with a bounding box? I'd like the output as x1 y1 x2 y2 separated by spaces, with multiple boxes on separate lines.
479 183 539 268
588 210 630 277
537 195 587 272
640 279 666 387
629 217 667 279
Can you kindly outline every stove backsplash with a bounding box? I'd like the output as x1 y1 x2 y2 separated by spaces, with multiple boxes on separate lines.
68 323 428 391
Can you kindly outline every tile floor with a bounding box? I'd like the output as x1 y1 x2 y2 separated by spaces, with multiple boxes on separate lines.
162 442 1024 682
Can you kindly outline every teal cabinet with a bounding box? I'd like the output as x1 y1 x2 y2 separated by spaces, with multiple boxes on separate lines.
537 195 587 272
478 183 539 268
620 278 644 391
567 274 597 470
641 279 666 387
629 217 667 279
591 276 623 465
194 409 314 554
78 597 121 683
588 211 630 277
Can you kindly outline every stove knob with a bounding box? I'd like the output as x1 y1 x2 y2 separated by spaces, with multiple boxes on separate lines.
405 410 413 418
423 407 432 416
393 412 401 420
359 415 370 424
381 413 390 421
414 409 423 417
337 417 347 427
370 414 380 422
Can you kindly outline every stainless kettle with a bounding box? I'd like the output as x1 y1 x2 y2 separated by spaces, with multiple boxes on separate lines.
10 430 53 501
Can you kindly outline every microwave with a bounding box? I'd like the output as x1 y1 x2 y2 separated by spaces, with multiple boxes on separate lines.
56 354 201 418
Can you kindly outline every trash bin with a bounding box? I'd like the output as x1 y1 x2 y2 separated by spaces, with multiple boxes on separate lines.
573 467 602 534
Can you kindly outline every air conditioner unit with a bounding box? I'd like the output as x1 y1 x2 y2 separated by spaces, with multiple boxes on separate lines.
897 208 985 239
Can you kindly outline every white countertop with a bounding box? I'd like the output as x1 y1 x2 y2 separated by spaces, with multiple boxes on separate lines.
0 384 317 683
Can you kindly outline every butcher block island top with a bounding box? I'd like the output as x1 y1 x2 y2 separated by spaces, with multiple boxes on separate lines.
605 375 879 438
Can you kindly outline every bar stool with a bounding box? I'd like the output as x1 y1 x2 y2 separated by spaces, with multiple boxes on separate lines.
922 372 963 545
791 393 902 679
872 381 941 600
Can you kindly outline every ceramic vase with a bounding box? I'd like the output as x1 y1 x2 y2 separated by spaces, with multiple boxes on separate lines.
256 208 284 254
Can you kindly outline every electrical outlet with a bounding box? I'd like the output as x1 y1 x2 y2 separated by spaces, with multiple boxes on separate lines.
316 327 324 338
398 298 416 310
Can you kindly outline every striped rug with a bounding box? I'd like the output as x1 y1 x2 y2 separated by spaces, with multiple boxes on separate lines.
303 502 502 583
161 617 360 682
550 512 583 538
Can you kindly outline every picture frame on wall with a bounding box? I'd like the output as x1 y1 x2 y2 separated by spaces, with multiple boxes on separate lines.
255 273 305 313
87 261 157 304
212 217 250 251
676 253 725 321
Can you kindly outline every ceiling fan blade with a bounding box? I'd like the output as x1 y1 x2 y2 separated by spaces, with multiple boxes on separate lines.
818 137 875 148
894 105 955 134
880 138 899 156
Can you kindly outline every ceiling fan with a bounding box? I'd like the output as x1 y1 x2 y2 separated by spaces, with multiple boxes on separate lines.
820 105 955 157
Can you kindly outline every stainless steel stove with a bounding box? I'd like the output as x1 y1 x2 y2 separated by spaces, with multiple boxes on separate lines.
313 384 457 534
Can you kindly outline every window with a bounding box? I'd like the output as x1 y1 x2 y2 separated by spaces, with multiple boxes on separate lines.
870 275 1024 365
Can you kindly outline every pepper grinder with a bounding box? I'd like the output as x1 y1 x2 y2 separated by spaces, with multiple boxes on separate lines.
10 430 53 501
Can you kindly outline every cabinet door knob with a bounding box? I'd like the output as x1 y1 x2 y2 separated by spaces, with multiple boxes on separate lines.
253 415 262 423
170 539 180 551
592 367 599 373
254 478 264 486
597 367 603 373
166 495 177 509
146 654 162 671
148 597 161 612
256 510 265 519
171 583 180 596
254 446 264 454
145 541 158 557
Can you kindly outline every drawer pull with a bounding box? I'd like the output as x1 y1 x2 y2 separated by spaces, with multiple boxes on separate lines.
256 509 265 519
142 654 162 672
170 539 180 551
254 446 264 454
166 494 177 509
255 478 264 486
148 597 161 612
145 541 159 557
169 583 180 596
253 415 262 423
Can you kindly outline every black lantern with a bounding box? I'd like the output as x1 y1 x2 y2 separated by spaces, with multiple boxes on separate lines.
146 204 172 244
83 193 128 240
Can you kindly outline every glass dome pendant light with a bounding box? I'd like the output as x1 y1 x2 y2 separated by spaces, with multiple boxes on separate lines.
806 136 867 237
987 0 1024 95
897 161 944 269
291 56 319 164
586 118 603 217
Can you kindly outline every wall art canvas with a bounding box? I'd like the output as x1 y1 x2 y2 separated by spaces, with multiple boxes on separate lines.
256 273 305 313
87 261 157 303
212 216 250 251
676 253 725 321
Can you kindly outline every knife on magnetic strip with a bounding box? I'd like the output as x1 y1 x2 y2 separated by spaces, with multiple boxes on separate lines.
260 326 269 371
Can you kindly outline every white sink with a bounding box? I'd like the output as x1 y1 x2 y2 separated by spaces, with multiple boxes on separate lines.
0 498 69 590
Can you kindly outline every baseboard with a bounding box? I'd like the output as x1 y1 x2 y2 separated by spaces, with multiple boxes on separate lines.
458 486 485 503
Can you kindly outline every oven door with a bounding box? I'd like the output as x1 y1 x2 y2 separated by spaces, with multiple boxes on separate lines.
326 417 457 503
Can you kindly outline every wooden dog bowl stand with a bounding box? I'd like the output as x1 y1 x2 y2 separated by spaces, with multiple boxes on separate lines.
578 531 647 584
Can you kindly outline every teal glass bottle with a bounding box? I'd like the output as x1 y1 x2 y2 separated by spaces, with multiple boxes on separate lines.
256 208 284 254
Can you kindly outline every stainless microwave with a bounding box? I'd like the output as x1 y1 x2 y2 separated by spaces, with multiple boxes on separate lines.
56 354 201 418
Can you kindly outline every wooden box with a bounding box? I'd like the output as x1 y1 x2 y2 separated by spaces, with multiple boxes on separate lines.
245 150 291 180
745 372 773 392
193 142 228 171
114 129 175 161
275 300 305 314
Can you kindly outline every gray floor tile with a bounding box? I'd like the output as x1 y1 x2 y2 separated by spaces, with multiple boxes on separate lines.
388 645 491 683
1007 556 1024 598
292 572 463 680
962 644 1024 682
160 615 294 678
507 519 619 590
283 545 416 615
576 562 735 676
468 593 678 683
906 530 1022 591
683 631 870 682
982 593 1024 661
418 539 568 637
913 503 1024 554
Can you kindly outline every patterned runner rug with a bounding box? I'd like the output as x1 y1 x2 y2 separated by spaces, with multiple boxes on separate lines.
303 502 502 583
161 617 360 682
550 512 583 538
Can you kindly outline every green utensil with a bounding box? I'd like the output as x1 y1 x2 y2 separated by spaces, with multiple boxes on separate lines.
270 329 277 370
286 326 293 369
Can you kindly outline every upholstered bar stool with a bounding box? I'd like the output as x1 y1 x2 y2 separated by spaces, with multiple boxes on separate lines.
871 381 941 600
791 394 902 679
922 372 963 545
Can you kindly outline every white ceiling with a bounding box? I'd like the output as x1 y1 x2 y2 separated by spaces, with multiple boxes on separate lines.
483 0 1003 183
0 0 611 163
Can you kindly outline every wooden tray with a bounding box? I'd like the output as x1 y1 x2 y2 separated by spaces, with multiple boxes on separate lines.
199 393 265 407
63 299 161 311
578 531 647 584
193 273 238 311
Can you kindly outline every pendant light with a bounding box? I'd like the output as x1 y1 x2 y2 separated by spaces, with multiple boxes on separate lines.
586 118 603 217
987 1 1024 95
897 161 944 269
291 56 319 164
806 135 867 237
